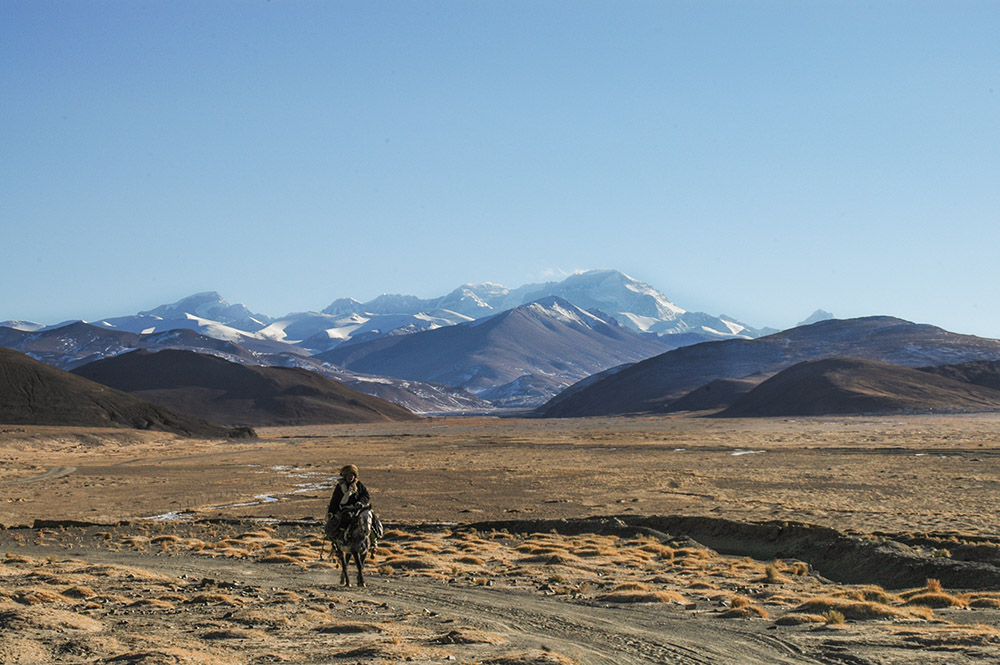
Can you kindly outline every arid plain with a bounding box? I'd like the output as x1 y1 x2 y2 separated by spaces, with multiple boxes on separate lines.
4 414 1000 664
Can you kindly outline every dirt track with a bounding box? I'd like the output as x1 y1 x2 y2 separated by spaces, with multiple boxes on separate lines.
0 537 823 665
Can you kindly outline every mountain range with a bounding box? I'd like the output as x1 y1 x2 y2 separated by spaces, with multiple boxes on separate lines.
537 316 1000 417
5 270 1000 422
3 270 770 350
1 270 765 410
0 321 486 414
318 296 676 407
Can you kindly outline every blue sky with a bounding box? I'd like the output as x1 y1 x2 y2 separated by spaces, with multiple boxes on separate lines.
3 2 998 336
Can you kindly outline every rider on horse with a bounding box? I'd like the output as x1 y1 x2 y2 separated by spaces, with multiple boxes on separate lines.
327 464 371 543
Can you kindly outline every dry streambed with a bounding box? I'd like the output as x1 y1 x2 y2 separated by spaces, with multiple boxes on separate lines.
3 519 1000 663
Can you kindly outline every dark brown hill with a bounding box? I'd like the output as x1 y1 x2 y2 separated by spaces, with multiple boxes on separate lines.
72 349 420 426
536 316 1000 417
919 360 1000 392
662 377 764 413
0 347 237 437
717 357 1000 418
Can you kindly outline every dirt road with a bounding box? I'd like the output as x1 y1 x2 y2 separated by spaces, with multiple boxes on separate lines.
3 539 819 665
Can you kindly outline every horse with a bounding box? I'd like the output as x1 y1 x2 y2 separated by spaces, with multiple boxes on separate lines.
326 507 372 587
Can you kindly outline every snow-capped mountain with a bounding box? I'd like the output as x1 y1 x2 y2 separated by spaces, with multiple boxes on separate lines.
139 292 272 331
92 292 276 346
17 270 765 354
258 309 474 352
317 296 677 407
312 269 767 344
0 320 45 332
0 269 774 412
0 319 486 414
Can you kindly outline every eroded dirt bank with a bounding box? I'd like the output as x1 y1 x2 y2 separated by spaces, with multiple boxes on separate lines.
467 515 1000 591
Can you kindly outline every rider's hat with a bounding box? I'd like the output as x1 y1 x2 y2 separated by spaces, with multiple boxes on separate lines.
340 464 359 479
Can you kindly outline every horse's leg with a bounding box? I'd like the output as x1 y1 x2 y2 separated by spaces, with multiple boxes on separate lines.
353 549 366 587
337 549 350 586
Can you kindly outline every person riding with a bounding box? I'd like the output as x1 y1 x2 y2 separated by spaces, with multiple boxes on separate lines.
327 464 371 541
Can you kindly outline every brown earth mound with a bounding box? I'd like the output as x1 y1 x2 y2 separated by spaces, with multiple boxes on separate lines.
663 377 763 413
71 349 420 426
0 347 237 437
920 359 1000 391
718 356 1000 417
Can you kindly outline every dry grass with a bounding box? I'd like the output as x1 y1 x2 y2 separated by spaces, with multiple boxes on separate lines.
790 597 934 622
481 650 581 665
774 613 827 626
904 591 969 609
430 626 507 645
186 593 245 607
597 589 686 604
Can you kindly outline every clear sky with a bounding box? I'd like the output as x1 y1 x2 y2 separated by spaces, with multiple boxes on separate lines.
3 2 998 336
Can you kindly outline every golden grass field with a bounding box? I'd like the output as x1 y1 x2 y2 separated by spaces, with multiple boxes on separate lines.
3 414 1000 664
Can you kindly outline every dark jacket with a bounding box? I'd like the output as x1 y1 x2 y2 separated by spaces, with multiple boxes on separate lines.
327 480 371 516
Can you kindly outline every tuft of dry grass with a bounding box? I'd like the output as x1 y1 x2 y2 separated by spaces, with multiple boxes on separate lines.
454 555 486 566
597 589 686 604
905 591 969 609
791 597 934 621
314 621 382 634
202 628 269 640
774 613 826 626
186 593 245 607
719 605 769 619
383 556 438 570
761 564 790 584
481 649 581 665
14 587 69 605
257 554 304 566
969 595 1000 609
127 598 176 610
430 626 507 645
824 610 846 625
788 561 809 576
61 585 98 599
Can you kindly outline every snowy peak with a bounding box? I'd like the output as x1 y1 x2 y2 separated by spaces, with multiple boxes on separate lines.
138 292 271 331
522 296 609 328
434 282 510 318
0 320 45 332
322 298 363 316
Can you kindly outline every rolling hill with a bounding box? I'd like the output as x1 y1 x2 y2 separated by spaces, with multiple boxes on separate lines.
72 349 420 426
0 347 240 437
536 316 1000 417
717 357 1000 417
